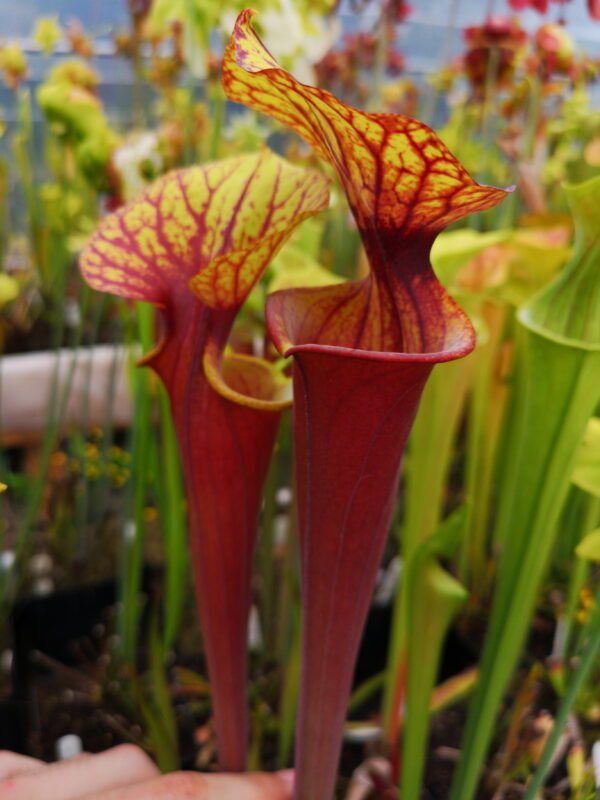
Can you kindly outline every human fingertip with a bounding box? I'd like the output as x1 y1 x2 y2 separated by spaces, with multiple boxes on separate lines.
276 769 294 790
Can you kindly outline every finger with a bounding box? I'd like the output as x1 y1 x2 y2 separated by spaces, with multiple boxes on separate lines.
0 744 159 800
0 751 45 780
85 769 294 800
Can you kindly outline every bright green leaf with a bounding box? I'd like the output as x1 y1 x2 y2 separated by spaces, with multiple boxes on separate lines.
268 245 344 294
431 228 509 285
575 527 600 561
0 273 19 306
572 417 600 497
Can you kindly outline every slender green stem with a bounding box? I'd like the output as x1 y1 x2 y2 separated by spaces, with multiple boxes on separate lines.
258 452 278 662
119 302 155 663
348 671 385 716
148 608 180 770
382 550 406 739
71 287 105 557
561 495 600 658
459 304 509 595
208 80 225 162
277 604 302 769
158 386 188 653
461 350 491 587
13 90 44 283
383 359 472 735
401 562 467 800
129 613 180 773
275 498 299 674
522 585 600 800
91 343 123 540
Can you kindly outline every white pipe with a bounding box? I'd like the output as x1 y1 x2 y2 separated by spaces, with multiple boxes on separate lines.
0 345 135 443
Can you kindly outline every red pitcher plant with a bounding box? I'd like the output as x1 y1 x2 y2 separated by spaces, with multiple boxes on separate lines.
222 11 509 799
80 150 329 771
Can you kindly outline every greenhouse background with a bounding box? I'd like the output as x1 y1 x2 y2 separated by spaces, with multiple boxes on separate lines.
2 1 600 92
0 1 599 799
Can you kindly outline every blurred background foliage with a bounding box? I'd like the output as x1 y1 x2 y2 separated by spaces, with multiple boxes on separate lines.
0 1 598 798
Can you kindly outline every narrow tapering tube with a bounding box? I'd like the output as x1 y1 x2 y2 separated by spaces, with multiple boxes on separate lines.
223 13 510 798
289 351 431 798
80 151 329 769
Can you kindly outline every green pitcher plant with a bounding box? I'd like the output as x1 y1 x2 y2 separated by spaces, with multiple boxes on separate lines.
450 175 600 800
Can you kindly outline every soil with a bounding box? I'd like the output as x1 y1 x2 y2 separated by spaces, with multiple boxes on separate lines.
2 556 597 799
7 580 204 765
